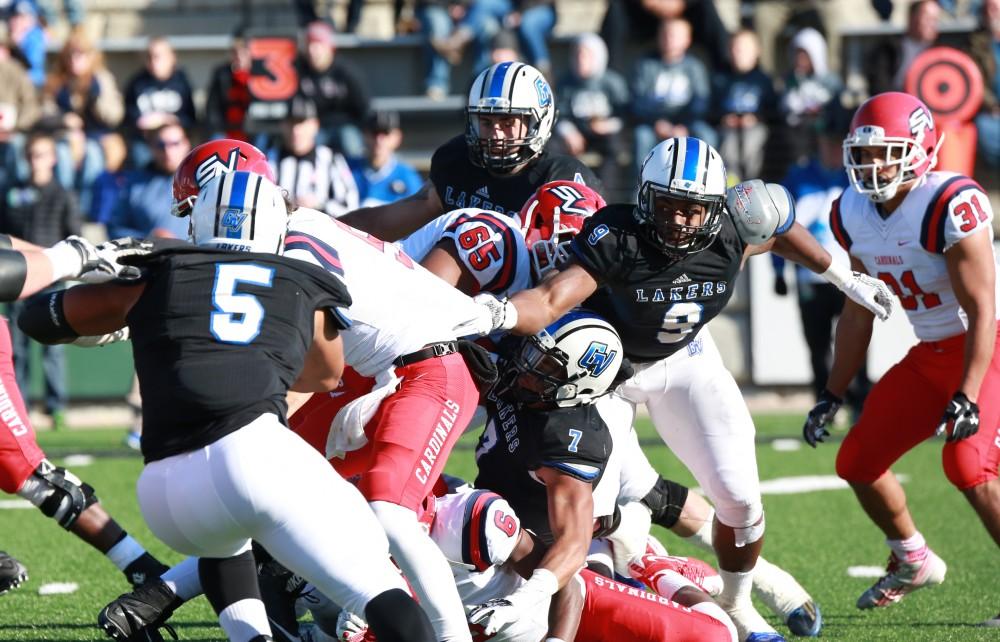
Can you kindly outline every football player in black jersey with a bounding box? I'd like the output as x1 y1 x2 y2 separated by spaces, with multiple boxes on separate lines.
467 137 897 642
339 61 601 242
19 172 435 642
0 234 171 594
469 310 625 639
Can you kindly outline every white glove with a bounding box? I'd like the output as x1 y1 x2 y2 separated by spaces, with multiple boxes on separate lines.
335 609 370 642
453 293 518 337
468 568 558 636
71 327 131 347
44 236 151 284
85 237 153 283
821 262 894 321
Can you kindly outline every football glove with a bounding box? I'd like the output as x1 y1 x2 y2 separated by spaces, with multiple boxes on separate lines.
335 609 372 642
454 293 518 337
467 568 558 636
840 272 894 321
936 392 980 442
802 389 843 447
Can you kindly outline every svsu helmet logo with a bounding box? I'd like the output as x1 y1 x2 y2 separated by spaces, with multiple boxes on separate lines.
907 107 934 141
578 341 618 377
195 147 246 189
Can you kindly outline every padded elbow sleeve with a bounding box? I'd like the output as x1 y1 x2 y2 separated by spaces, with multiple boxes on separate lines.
0 250 28 302
18 290 79 343
641 476 690 530
17 460 98 529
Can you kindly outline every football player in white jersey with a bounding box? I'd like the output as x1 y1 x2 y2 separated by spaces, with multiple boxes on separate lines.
802 92 1000 619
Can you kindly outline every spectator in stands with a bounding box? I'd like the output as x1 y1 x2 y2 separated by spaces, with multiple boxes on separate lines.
123 37 196 168
488 28 521 65
296 20 370 159
107 122 190 239
416 0 462 100
630 17 715 173
600 0 731 75
772 102 870 420
0 132 80 431
6 1 44 87
554 32 629 191
971 0 1000 167
0 23 39 190
432 0 557 77
88 131 127 225
44 27 124 214
713 28 777 183
267 95 359 217
867 0 942 94
351 110 422 208
777 27 841 169
205 29 253 141
34 0 84 28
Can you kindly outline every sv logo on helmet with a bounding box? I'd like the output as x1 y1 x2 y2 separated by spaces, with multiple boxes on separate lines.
195 148 247 189
908 107 934 140
549 184 589 215
578 341 618 377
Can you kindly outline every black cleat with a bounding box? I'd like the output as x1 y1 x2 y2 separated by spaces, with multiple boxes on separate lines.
0 551 28 595
98 578 181 641
123 552 170 588
257 556 307 642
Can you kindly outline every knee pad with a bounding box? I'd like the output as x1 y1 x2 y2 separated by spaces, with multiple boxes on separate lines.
640 476 689 529
16 460 97 529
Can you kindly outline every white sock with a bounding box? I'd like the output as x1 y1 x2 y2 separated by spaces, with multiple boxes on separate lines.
751 555 811 619
105 535 146 571
887 532 926 559
370 501 472 642
162 556 203 601
719 569 777 636
650 568 696 600
683 509 715 553
218 598 271 641
691 601 739 642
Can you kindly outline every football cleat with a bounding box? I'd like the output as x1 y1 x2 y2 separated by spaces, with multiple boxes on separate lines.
786 600 822 637
0 551 28 595
628 553 724 597
856 549 946 609
980 612 1000 627
745 633 787 642
257 553 308 642
98 578 181 641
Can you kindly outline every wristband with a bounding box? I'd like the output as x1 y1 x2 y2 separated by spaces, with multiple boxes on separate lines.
42 242 83 282
819 260 851 289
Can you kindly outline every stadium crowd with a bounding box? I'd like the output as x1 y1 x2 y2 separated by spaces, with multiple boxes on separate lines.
0 1 997 641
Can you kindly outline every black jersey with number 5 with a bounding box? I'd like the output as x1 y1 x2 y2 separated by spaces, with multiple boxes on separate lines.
474 393 612 541
430 135 602 219
124 243 352 463
568 204 746 362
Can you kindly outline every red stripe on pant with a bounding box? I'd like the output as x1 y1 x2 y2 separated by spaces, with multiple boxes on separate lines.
0 317 44 494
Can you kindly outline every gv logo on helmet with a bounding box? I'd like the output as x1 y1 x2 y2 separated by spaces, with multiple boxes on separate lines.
578 341 618 377
220 208 248 237
195 148 246 189
534 76 552 107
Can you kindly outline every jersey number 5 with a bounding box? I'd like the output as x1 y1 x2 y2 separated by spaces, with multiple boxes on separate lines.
211 263 275 344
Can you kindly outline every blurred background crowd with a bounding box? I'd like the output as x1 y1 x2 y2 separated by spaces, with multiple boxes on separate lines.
0 0 996 433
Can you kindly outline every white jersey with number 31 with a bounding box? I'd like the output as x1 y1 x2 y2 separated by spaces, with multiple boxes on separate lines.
831 172 1000 341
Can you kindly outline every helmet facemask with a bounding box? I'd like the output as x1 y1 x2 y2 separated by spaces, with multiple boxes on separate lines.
467 101 546 175
494 333 583 408
843 125 941 203
636 181 725 257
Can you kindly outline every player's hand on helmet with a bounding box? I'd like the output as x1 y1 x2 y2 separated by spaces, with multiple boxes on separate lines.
936 392 980 442
802 389 842 447
454 293 519 337
842 271 894 321
467 597 522 636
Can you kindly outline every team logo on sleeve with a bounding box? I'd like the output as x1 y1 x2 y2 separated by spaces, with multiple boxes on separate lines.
578 341 618 377
588 224 609 245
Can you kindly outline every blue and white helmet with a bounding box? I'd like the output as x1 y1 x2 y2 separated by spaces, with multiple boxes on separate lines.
636 137 728 256
466 62 555 175
189 170 288 254
495 309 623 408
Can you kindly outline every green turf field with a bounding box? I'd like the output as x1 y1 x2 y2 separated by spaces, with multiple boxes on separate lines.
0 415 996 641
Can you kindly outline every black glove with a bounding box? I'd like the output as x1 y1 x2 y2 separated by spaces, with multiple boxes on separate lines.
802 389 843 447
936 392 980 442
773 275 788 296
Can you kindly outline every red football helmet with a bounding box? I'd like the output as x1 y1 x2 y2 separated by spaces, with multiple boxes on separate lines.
172 139 275 216
519 180 606 281
843 92 942 203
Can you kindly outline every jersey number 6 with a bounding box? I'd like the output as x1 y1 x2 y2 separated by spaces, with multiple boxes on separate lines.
210 263 275 344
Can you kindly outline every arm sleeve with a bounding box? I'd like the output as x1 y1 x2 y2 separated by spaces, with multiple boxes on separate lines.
441 212 525 295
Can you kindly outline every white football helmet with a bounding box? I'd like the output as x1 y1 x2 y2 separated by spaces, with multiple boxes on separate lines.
636 137 727 256
466 62 555 175
189 170 288 254
495 309 623 408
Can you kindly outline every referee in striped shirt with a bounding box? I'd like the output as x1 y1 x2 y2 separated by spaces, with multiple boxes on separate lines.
267 95 360 217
